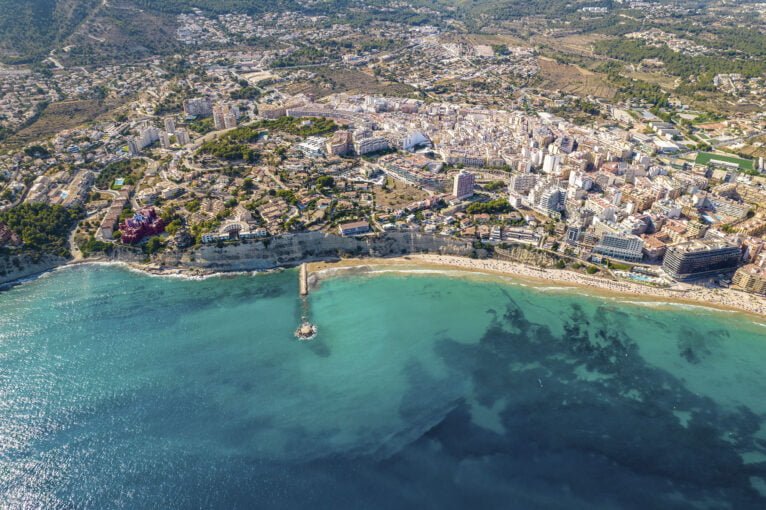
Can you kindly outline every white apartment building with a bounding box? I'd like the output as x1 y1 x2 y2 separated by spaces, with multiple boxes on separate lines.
452 170 476 200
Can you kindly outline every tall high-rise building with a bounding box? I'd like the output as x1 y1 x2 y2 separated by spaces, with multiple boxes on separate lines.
452 170 476 200
159 131 171 149
565 224 582 245
662 240 741 280
164 117 176 135
175 128 190 146
213 105 226 130
128 139 139 156
136 124 159 149
213 103 239 130
183 97 212 117
509 173 537 194
223 110 238 129
542 154 561 174
536 186 565 215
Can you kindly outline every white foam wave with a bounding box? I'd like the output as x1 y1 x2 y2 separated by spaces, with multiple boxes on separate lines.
606 297 738 314
57 261 282 282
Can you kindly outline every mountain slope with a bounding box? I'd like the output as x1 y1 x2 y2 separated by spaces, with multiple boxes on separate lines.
0 0 449 64
0 0 100 62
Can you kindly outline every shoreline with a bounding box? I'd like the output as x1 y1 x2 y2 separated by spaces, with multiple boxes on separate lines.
307 255 766 319
4 255 766 318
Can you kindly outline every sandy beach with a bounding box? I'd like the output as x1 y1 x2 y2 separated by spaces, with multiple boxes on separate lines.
308 255 766 318
7 254 765 319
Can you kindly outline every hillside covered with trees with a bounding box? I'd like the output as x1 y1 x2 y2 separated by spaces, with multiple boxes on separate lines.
0 0 99 63
0 203 83 258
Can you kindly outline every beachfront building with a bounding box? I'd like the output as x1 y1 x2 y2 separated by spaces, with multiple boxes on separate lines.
593 232 644 262
662 240 741 280
732 264 766 295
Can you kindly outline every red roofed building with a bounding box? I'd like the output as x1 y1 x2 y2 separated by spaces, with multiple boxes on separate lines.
119 207 165 244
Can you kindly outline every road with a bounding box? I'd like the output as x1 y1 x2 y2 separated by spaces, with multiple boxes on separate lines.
68 224 83 261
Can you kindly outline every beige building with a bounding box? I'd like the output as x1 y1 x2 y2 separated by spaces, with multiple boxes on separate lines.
732 264 766 295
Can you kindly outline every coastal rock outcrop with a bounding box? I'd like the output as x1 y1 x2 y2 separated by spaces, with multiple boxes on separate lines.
0 254 68 287
158 231 476 272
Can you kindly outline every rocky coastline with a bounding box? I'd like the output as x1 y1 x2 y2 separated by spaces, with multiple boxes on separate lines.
3 231 765 318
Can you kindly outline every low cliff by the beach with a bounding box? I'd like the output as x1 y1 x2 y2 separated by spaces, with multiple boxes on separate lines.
0 253 68 287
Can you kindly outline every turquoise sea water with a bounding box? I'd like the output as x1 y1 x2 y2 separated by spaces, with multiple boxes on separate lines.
1 264 766 509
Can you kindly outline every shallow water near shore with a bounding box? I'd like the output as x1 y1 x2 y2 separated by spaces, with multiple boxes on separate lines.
1 264 766 509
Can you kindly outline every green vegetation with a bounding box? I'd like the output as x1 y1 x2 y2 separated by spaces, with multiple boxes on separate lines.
690 112 725 125
0 0 100 63
272 46 327 68
328 6 434 28
0 0 444 63
276 189 297 205
356 38 398 53
492 44 510 56
24 145 51 158
164 219 183 236
185 199 201 213
231 86 261 100
666 26 766 59
466 199 513 215
483 180 506 192
95 159 146 189
596 62 669 107
695 152 755 172
315 175 335 190
256 116 337 137
0 203 83 258
78 235 113 258
118 204 134 223
607 261 632 271
594 39 766 93
6 100 116 148
198 117 336 161
143 236 164 255
199 126 263 161
199 139 259 162
188 117 215 135
155 84 191 115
